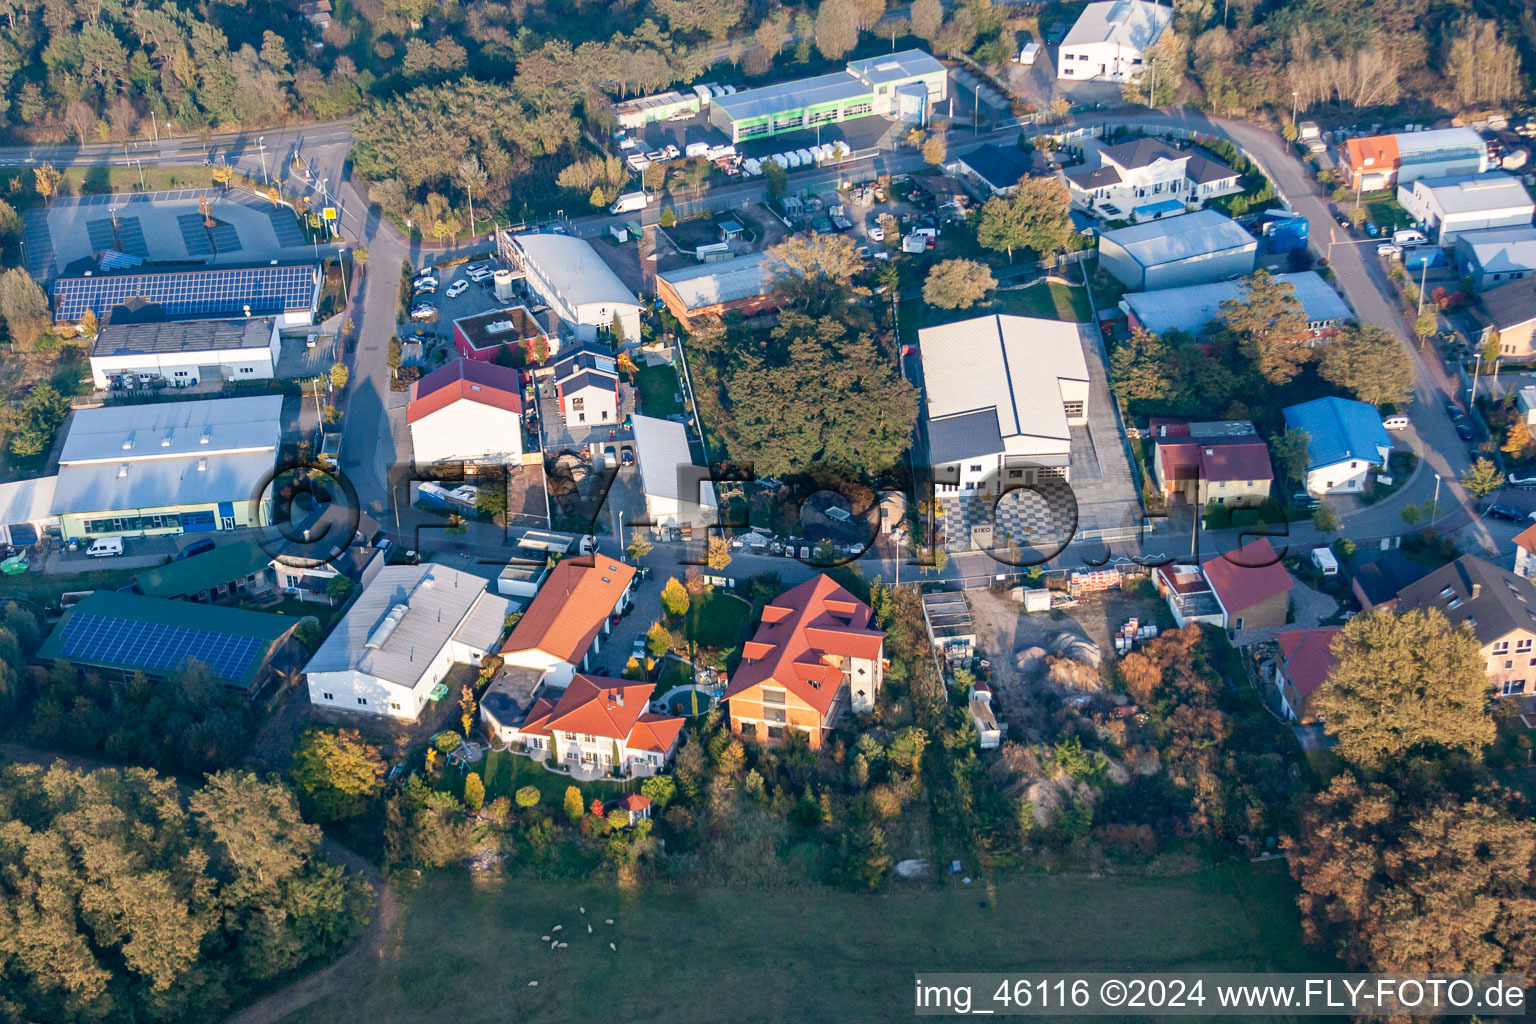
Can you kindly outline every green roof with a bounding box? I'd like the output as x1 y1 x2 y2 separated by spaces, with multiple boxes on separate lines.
135 537 271 598
36 591 297 691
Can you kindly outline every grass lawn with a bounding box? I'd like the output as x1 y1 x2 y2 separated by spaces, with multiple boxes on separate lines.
635 364 683 418
990 281 1093 323
684 590 753 650
477 749 628 806
1360 192 1411 233
287 862 1330 1024
2 564 143 606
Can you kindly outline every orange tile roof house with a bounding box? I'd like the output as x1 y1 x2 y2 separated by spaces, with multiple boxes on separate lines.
1273 626 1340 722
498 556 637 688
486 673 684 778
724 574 886 748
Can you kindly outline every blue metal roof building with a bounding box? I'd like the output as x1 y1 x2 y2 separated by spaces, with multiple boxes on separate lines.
50 262 320 327
1096 209 1258 291
1283 396 1393 495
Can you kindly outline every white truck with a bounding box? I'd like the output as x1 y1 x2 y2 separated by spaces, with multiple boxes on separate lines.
609 192 654 215
1018 41 1042 65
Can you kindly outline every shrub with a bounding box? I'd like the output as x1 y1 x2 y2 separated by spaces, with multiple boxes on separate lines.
463 772 485 812
433 731 462 754
514 785 540 808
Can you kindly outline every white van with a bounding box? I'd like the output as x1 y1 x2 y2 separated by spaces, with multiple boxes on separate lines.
86 537 123 558
1392 229 1427 247
1382 414 1410 431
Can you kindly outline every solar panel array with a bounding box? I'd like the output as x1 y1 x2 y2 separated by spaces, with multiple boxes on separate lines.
51 263 314 322
98 250 144 271
22 210 56 280
177 214 242 256
59 611 265 683
86 217 149 259
267 207 307 248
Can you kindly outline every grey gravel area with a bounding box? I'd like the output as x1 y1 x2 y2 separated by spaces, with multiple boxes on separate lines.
1229 577 1339 648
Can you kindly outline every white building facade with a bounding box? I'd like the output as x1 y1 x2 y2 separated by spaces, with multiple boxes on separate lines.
303 564 513 720
506 233 642 344
89 318 281 390
1056 0 1174 83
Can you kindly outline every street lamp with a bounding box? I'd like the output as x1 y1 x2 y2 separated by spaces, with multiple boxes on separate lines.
1290 90 1299 134
258 136 268 185
1432 472 1442 521
339 247 349 303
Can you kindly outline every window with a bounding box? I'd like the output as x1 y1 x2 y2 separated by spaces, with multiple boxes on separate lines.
571 397 584 410
357 697 368 705
1234 617 1244 630
1494 641 1511 654
764 707 787 724
583 734 595 744
239 366 254 374
1518 639 1533 653
968 464 983 472
1063 400 1084 418
1503 679 1527 696
1505 660 1514 670
530 738 543 750
766 725 785 740
762 689 785 705
390 702 401 710
322 692 334 701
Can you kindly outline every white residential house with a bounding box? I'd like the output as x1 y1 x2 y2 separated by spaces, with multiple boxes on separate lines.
1056 0 1174 84
89 318 281 390
631 414 718 532
485 674 685 779
918 314 1089 492
1283 397 1394 495
1064 138 1241 220
303 563 515 720
0 476 60 547
406 358 526 467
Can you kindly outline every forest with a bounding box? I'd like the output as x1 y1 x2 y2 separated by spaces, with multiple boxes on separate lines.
0 763 373 1024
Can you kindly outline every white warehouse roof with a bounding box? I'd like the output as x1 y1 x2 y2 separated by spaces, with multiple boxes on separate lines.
1408 173 1534 215
1099 210 1258 268
1062 0 1172 49
51 395 282 514
657 252 769 310
919 314 1088 445
1122 272 1353 336
631 414 717 507
302 563 513 687
512 233 641 312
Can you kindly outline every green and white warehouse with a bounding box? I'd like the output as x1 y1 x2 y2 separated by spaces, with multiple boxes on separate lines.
708 50 948 143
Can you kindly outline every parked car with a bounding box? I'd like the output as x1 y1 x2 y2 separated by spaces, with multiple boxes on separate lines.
1291 492 1321 511
410 303 437 322
1483 503 1525 522
177 538 216 560
413 281 436 295
621 449 634 466
867 219 885 242
1382 414 1410 431
1456 422 1476 441
446 280 469 298
1507 473 1536 489
87 537 124 558
631 636 647 660
1376 242 1402 258
466 266 493 282
1444 400 1465 419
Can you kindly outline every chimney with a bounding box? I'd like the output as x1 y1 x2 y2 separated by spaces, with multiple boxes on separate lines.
614 689 625 707
1472 583 1482 600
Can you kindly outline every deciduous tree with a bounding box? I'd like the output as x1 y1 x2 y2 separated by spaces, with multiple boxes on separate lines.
976 177 1072 262
1461 457 1505 499
1318 324 1413 406
923 258 995 309
814 0 859 59
1218 270 1313 385
1316 608 1495 768
290 728 386 821
766 232 870 315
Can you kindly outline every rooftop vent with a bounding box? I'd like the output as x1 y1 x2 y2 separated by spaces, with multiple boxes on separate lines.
161 430 174 447
484 320 517 334
197 458 208 472
365 604 409 650
117 464 128 478
122 431 135 451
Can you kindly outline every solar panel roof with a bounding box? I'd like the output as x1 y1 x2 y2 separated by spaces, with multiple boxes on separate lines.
37 591 295 690
50 263 316 322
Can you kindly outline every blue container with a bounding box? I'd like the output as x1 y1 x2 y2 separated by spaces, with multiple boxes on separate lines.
1404 247 1446 270
1263 214 1309 253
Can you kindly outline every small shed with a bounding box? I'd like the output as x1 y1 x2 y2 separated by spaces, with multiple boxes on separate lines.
718 219 744 241
921 591 976 657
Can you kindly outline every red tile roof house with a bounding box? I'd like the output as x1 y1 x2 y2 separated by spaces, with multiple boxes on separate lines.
1151 437 1273 509
1273 626 1340 722
724 574 886 749
497 556 637 689
497 674 684 779
1154 537 1293 632
406 359 525 468
1516 523 1536 580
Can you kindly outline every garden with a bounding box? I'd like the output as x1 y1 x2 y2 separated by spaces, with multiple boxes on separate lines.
634 362 684 418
